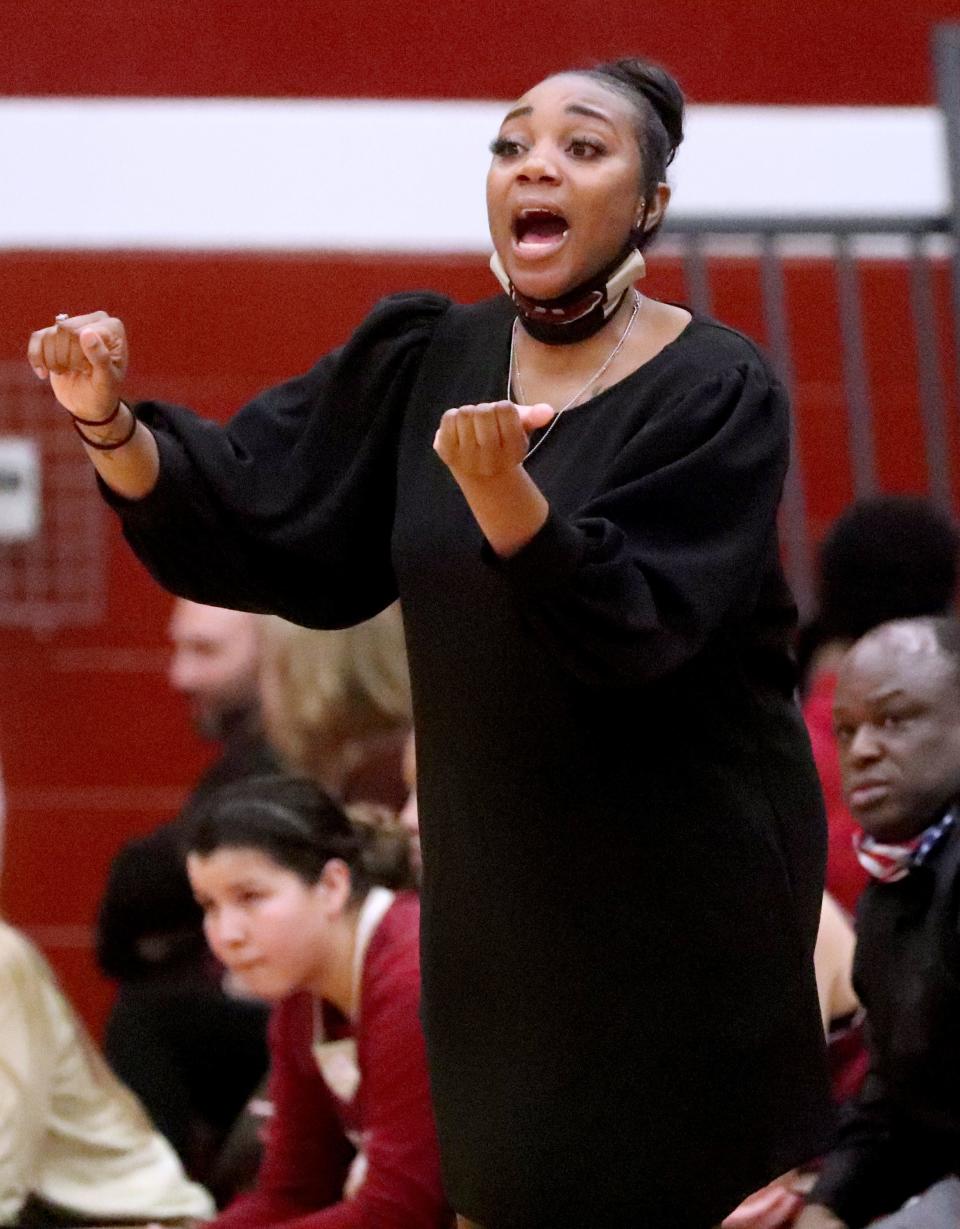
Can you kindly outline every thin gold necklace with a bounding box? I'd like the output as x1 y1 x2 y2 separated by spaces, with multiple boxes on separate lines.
510 291 643 462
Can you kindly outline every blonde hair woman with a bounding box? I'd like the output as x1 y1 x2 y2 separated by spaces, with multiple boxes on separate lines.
258 604 412 808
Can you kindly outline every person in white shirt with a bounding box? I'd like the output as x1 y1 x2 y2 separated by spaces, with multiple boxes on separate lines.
0 920 214 1227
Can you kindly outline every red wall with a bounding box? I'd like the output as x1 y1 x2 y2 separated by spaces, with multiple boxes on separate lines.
1 0 956 104
2 1 959 1036
4 249 958 1033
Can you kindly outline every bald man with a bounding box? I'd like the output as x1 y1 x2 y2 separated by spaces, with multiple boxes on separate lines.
798 617 960 1229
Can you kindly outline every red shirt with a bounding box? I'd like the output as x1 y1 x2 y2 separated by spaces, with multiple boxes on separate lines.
213 893 449 1229
802 671 869 914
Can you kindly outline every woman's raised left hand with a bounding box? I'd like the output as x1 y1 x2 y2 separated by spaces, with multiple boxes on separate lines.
433 401 554 480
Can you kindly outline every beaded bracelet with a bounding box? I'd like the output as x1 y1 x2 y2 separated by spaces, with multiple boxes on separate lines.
72 403 138 451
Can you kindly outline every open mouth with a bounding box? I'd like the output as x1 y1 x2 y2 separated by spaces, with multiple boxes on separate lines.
512 209 569 250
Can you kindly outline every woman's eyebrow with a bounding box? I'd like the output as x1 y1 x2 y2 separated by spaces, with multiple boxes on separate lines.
499 103 614 126
565 103 613 125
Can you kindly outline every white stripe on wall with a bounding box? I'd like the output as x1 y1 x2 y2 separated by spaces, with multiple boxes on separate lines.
0 99 948 250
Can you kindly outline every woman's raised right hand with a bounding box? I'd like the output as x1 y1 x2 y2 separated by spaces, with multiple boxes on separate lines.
27 311 128 423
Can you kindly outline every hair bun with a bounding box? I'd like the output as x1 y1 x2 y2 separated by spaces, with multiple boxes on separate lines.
598 58 685 164
346 803 416 890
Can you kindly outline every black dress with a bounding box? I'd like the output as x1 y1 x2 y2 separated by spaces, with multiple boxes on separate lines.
104 292 831 1229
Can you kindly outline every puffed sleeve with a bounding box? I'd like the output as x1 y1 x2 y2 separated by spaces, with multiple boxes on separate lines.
211 999 354 1228
104 293 451 628
485 361 791 687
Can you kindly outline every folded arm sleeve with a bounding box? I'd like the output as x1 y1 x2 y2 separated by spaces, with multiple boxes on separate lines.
211 1003 353 1229
103 293 450 628
485 361 791 687
248 931 446 1229
215 940 446 1229
324 927 447 1229
810 1064 952 1228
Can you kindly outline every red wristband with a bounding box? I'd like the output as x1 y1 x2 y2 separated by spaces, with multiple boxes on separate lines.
69 400 123 428
73 404 138 451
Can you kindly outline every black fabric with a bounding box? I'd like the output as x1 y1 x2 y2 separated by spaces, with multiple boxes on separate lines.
103 972 270 1177
96 727 278 1171
97 726 279 980
811 820 960 1228
514 288 626 345
101 291 831 1229
508 240 636 345
12 1195 191 1227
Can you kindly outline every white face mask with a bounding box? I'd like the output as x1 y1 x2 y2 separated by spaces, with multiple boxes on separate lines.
489 247 646 311
488 247 647 345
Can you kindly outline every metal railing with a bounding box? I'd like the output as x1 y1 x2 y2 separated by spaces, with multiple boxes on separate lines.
1 27 958 629
654 24 960 617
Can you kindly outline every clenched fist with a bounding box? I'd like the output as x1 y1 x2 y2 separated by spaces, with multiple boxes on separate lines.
433 400 555 481
28 311 128 424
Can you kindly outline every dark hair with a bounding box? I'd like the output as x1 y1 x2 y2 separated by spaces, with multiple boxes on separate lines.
577 57 685 249
186 774 413 898
817 496 959 641
797 495 959 691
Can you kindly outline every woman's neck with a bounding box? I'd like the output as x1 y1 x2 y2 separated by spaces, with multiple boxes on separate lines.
516 289 639 378
306 907 360 1016
512 295 692 411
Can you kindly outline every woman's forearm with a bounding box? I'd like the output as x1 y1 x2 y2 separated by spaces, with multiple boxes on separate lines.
27 313 158 499
75 403 161 500
454 466 549 558
433 401 554 557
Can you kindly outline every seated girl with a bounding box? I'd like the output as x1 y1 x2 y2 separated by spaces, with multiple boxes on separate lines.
185 774 448 1229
